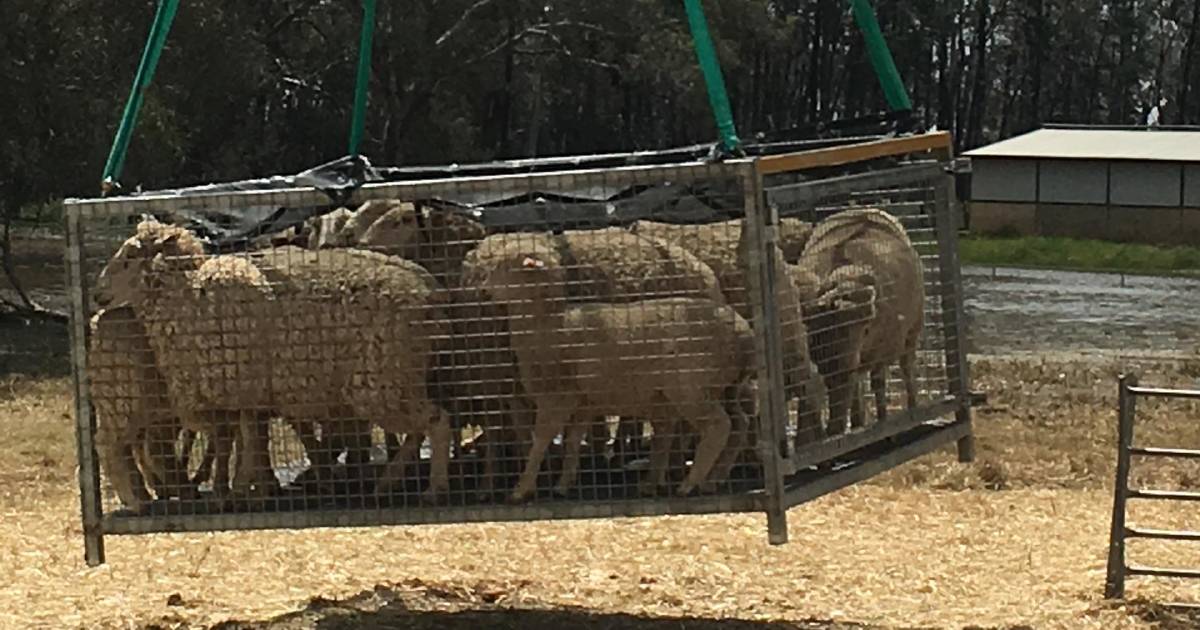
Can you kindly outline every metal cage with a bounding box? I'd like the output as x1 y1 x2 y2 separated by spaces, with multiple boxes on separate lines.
65 133 974 566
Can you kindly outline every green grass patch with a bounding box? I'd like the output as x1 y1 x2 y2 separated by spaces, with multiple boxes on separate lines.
960 235 1200 277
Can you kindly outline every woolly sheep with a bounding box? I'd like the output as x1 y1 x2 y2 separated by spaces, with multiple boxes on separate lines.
95 222 278 502
356 205 728 495
248 245 456 500
95 221 454 502
799 207 925 435
89 306 198 512
481 242 755 502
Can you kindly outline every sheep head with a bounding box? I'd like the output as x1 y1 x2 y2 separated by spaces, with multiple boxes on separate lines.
358 204 423 255
94 219 206 308
480 246 566 306
805 265 877 375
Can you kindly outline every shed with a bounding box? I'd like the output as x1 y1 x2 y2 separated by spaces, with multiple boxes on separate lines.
962 126 1200 244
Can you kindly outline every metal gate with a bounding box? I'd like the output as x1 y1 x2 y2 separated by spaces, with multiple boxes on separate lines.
65 133 975 565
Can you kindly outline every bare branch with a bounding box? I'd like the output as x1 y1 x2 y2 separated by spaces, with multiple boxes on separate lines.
435 0 508 48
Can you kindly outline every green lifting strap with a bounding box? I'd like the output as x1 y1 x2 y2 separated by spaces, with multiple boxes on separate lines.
101 0 180 194
682 0 741 154
348 0 377 157
849 0 913 113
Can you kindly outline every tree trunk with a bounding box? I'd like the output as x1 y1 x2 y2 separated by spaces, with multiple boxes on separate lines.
1180 0 1200 121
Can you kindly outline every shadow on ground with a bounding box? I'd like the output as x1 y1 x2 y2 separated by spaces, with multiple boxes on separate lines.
163 582 931 630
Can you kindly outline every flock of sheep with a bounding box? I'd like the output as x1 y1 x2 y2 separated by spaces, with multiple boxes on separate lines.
87 195 927 513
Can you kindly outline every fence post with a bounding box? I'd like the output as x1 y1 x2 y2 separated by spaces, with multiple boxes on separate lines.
742 162 789 545
65 211 105 566
1105 374 1137 599
933 174 975 462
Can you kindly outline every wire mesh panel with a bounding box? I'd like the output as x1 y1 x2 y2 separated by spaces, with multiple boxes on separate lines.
760 161 973 500
65 160 798 562
65 138 975 565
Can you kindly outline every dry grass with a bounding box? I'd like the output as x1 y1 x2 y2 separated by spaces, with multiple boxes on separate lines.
4 357 1200 629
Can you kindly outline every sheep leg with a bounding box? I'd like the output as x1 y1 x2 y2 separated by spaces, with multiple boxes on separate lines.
794 376 823 449
702 411 750 493
422 411 452 503
553 421 590 497
678 405 732 497
639 421 675 497
900 350 919 411
870 368 887 424
375 432 423 496
145 423 184 498
101 435 151 512
825 371 851 436
231 410 273 499
510 408 569 504
849 373 866 429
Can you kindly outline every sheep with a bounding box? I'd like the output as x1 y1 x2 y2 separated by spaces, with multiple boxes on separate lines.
354 205 728 496
302 206 354 250
95 221 456 502
629 217 814 303
93 223 281 503
799 207 925 435
89 306 198 512
245 245 456 501
480 242 756 502
631 217 823 440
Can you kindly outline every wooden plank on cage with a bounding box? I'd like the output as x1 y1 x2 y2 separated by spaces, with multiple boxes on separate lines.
756 132 953 175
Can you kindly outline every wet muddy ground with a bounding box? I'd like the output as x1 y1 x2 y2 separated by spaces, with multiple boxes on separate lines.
962 265 1200 357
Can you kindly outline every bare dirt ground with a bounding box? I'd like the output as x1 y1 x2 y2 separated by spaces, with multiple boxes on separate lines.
5 249 1200 629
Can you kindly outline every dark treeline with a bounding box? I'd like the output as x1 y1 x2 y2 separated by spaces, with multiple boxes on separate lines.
3 0 1200 212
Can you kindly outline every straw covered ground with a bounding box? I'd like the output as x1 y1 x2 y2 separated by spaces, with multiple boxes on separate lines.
4 355 1200 629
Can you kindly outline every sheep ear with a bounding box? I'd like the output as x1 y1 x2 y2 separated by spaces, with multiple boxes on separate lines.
522 256 545 269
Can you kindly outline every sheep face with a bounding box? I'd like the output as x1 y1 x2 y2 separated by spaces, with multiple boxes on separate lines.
481 253 567 306
94 221 204 308
805 275 877 379
358 205 423 255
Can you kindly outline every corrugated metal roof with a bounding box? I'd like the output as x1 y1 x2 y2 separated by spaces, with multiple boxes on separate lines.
963 128 1200 162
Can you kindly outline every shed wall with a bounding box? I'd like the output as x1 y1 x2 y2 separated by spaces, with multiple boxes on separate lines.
1038 160 1108 204
970 159 1037 202
1110 162 1182 207
1186 165 1200 207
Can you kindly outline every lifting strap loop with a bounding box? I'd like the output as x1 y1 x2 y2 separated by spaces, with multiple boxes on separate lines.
101 0 180 195
849 0 913 113
682 0 741 156
348 0 378 157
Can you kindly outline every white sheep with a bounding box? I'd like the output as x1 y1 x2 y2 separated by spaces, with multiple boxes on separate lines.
481 241 755 502
799 207 925 434
95 220 455 503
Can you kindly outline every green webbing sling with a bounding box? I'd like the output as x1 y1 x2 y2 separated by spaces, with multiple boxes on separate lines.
347 0 377 156
849 0 913 112
101 0 180 194
682 0 741 154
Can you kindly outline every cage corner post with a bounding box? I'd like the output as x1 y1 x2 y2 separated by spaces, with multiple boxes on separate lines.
65 209 106 566
932 169 975 463
741 160 789 545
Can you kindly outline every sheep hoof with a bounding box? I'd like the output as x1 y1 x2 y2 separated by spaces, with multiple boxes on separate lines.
507 490 533 505
552 484 573 498
676 483 700 498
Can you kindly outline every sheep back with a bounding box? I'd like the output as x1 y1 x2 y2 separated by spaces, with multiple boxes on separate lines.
800 208 925 367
